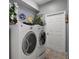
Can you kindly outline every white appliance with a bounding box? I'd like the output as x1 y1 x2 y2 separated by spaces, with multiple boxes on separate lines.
33 25 46 59
9 22 46 59
45 11 66 52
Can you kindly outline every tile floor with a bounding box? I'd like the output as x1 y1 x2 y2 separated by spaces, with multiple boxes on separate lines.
42 47 68 59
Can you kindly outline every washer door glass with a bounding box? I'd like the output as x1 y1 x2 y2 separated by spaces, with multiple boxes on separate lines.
39 31 46 45
22 31 37 55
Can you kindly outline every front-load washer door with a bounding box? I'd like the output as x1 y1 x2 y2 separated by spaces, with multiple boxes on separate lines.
39 31 46 46
22 31 37 55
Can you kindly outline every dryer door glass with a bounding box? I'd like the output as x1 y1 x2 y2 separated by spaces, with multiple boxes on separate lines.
22 31 37 55
39 31 46 45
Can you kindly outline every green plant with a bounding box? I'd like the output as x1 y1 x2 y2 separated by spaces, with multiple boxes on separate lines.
33 15 44 26
9 3 17 24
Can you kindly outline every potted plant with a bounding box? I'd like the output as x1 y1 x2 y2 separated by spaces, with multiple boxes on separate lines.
33 15 45 26
9 3 17 24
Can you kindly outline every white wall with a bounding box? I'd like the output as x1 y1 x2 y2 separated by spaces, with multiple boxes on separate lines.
39 0 67 14
22 0 39 11
17 3 36 22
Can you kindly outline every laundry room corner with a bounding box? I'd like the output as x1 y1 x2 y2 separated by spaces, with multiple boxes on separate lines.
9 0 69 59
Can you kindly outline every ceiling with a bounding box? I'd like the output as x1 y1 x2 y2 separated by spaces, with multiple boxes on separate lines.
33 0 52 5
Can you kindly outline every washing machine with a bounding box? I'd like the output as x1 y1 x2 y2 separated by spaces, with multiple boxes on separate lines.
9 21 45 59
33 25 46 59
